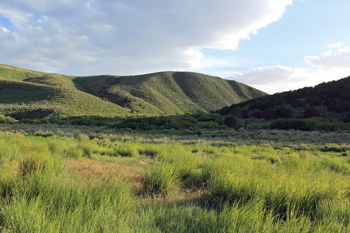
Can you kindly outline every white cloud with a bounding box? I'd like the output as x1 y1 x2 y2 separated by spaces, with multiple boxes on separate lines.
229 45 350 94
229 65 309 94
328 42 343 48
0 0 292 75
305 45 350 69
1 27 9 33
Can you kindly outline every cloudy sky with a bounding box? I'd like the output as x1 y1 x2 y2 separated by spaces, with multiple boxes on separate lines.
1 0 350 93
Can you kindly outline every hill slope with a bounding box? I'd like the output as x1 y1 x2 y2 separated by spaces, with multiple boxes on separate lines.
74 72 266 114
218 76 350 122
0 64 129 117
0 80 130 118
0 63 266 117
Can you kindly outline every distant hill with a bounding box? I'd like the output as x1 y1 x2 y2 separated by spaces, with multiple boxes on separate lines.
0 79 130 118
217 76 350 122
0 64 130 118
0 63 266 118
74 72 266 114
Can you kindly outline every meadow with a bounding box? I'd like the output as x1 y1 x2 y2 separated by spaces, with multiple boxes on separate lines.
0 128 349 232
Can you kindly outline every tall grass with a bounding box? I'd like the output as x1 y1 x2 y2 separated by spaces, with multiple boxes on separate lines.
0 135 133 232
128 199 316 233
1 177 133 232
0 134 350 231
141 162 179 195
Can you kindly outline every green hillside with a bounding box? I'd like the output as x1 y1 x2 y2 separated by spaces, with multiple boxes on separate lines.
0 63 266 118
0 64 75 88
218 76 350 122
74 71 266 114
0 63 51 81
0 80 130 118
0 64 130 117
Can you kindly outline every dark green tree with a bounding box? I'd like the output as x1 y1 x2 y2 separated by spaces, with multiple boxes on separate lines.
224 116 236 128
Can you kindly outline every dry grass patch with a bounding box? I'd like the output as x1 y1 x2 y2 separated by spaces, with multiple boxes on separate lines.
66 158 148 187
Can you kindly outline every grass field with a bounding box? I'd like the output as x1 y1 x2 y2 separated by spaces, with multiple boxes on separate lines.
0 129 349 232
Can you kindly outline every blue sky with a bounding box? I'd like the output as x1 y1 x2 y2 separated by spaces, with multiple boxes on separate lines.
194 0 350 92
0 15 12 31
238 0 350 69
0 0 350 93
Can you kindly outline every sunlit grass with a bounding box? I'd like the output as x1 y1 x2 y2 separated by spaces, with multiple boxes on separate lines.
0 133 349 232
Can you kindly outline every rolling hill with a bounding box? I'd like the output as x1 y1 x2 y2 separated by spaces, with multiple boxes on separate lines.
0 79 131 118
74 72 266 114
217 76 350 122
0 63 266 118
0 64 130 118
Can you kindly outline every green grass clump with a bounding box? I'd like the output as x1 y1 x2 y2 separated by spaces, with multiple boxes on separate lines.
116 143 139 157
129 199 315 233
1 178 133 232
0 143 22 165
0 135 133 232
137 144 161 157
19 153 53 177
141 162 179 196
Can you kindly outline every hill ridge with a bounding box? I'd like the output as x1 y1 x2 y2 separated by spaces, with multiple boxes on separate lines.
0 63 266 117
217 76 350 122
74 71 267 114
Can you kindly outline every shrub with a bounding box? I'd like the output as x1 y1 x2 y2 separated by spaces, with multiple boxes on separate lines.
344 112 350 123
269 118 347 131
75 133 90 141
252 110 263 118
304 107 320 118
0 114 18 123
273 106 292 119
197 114 220 122
224 116 236 128
196 121 219 129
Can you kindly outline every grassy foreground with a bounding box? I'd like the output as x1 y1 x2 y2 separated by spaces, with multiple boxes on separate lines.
0 133 350 232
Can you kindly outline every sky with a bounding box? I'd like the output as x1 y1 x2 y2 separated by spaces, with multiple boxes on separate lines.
0 0 350 94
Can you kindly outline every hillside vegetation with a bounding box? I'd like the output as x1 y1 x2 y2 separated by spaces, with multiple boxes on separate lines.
75 71 266 114
0 64 266 117
0 80 130 118
218 76 350 123
0 64 129 117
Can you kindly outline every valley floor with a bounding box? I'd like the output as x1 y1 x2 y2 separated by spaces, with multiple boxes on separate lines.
0 124 349 232
1 122 350 145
